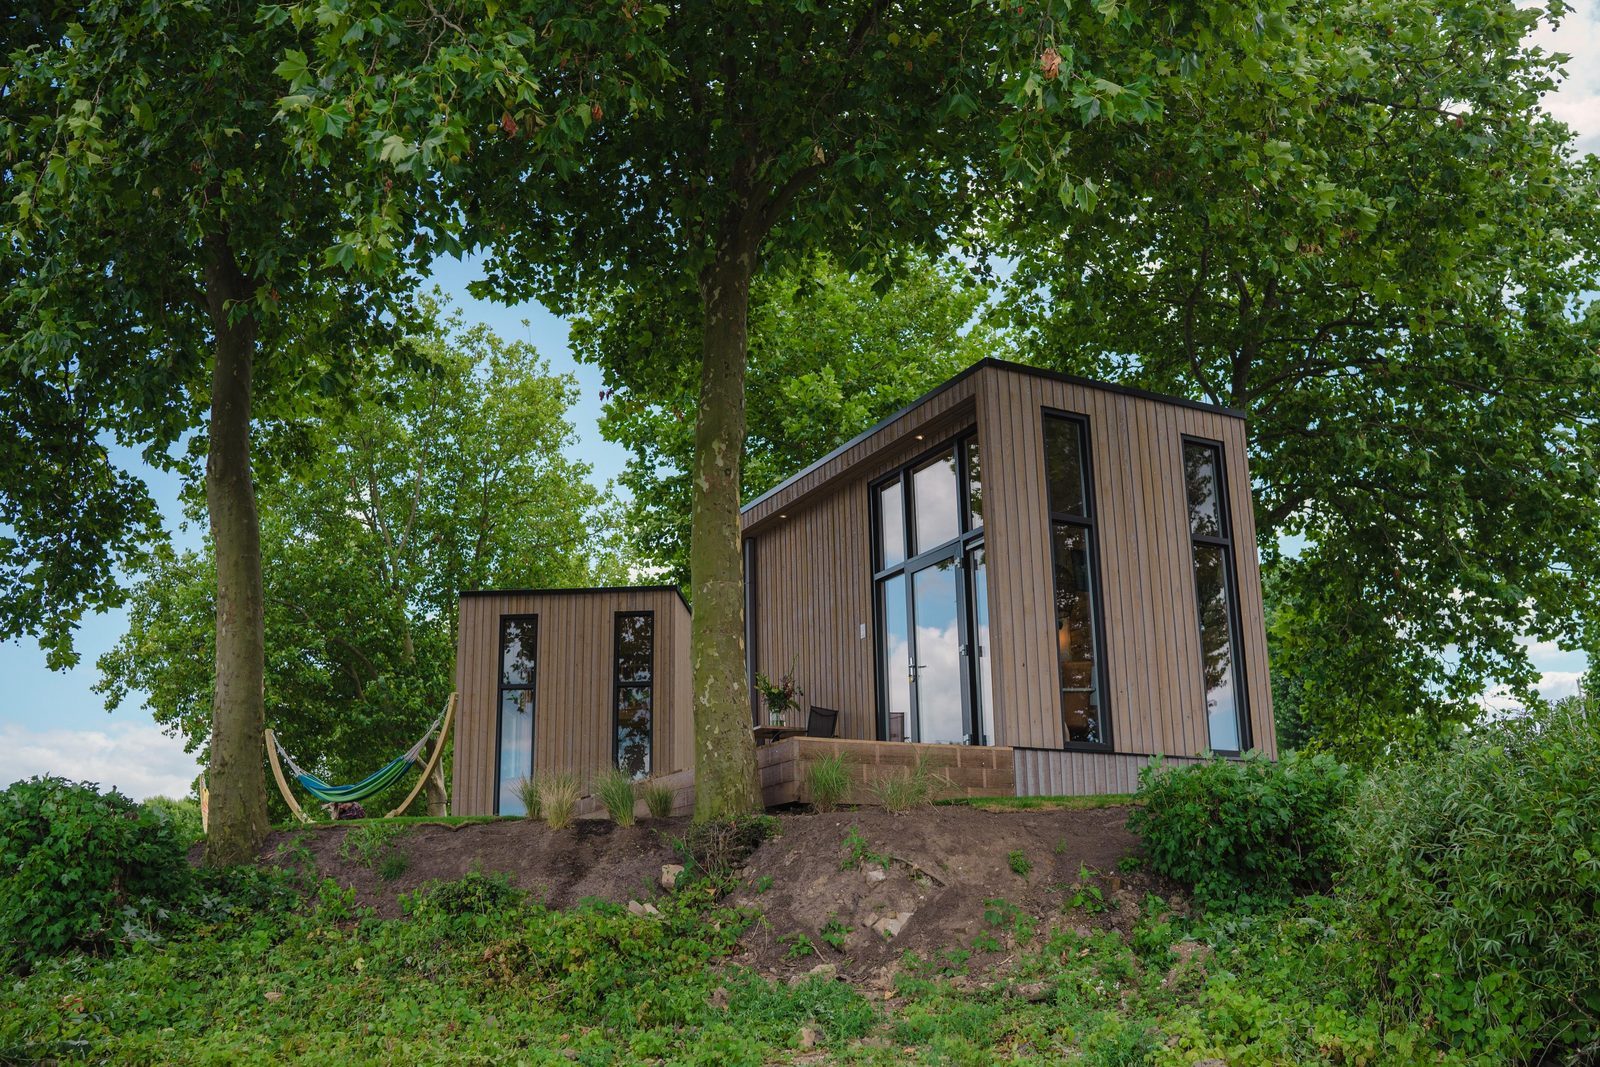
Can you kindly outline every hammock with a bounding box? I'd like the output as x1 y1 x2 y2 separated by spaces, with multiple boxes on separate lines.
264 694 456 822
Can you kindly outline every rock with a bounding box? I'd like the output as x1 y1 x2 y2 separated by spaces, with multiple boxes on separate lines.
799 1025 823 1049
871 911 914 938
1192 1061 1227 1067
708 986 731 1010
660 864 685 890
627 900 661 918
864 867 887 884
263 991 283 1003
1012 981 1052 1003
790 962 837 986
855 1036 893 1050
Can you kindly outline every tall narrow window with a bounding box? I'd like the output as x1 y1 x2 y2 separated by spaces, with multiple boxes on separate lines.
496 616 537 815
1044 416 1107 747
1184 440 1247 753
613 612 654 778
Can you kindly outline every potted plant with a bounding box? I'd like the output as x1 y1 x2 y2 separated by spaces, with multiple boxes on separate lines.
755 668 803 728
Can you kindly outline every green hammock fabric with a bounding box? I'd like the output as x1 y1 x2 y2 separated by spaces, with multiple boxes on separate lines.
293 754 417 804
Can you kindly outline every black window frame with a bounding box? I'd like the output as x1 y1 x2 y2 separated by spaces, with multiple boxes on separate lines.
1181 436 1251 755
869 430 988 744
1042 410 1114 753
494 613 539 815
611 610 656 778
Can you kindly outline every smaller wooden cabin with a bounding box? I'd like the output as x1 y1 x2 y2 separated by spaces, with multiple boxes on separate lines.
452 587 692 816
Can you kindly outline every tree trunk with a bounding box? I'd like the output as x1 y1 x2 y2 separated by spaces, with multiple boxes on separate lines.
690 238 762 821
201 233 270 867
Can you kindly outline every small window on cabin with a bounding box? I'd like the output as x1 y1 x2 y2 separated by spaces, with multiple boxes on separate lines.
911 447 960 553
964 437 984 530
613 612 654 779
876 480 906 570
1183 441 1246 753
496 616 538 815
1043 415 1107 748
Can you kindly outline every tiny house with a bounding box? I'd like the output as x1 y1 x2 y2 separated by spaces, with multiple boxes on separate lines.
452 360 1275 814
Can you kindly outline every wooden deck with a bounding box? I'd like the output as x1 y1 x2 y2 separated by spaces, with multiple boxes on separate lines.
574 738 1016 819
758 737 1015 807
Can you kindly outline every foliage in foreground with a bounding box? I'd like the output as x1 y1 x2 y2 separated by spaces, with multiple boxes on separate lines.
1342 701 1600 1059
1 864 1478 1066
1128 752 1357 909
0 778 196 969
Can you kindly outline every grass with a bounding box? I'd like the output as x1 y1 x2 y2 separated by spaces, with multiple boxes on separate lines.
591 769 638 827
514 775 543 819
938 793 1136 812
274 814 502 832
804 754 850 812
642 781 675 819
0 870 1462 1066
537 772 581 830
870 753 947 813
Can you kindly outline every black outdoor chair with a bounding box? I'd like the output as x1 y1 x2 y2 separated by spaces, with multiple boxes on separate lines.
806 706 840 738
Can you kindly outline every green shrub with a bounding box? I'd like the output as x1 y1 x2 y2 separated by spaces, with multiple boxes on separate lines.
537 772 580 830
140 795 203 845
514 775 542 819
641 781 675 819
1341 702 1600 1059
1008 850 1032 877
1127 751 1356 909
592 769 638 826
805 755 850 813
402 870 525 919
338 822 408 868
0 777 195 967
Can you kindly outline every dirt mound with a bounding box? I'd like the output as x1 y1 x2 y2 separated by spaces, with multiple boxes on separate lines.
262 805 1176 977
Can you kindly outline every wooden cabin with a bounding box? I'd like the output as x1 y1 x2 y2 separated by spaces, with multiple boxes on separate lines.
452 360 1275 814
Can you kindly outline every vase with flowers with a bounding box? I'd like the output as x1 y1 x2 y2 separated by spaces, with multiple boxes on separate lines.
754 667 804 728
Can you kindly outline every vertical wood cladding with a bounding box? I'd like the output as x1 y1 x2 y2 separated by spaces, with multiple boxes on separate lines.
451 588 693 816
743 361 1276 765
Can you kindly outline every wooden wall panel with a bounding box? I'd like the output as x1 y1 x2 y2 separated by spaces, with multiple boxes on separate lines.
740 360 1276 789
451 588 693 816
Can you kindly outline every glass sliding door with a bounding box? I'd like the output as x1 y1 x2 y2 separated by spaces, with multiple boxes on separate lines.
496 615 538 815
872 433 989 745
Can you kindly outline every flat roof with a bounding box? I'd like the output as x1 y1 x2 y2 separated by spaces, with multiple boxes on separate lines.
459 585 690 612
741 358 1243 516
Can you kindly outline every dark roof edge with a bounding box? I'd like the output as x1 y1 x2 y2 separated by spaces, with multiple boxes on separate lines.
741 358 1243 517
460 585 690 613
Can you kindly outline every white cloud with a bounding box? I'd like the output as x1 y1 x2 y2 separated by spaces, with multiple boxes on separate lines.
1530 0 1600 153
0 722 204 801
1480 670 1585 712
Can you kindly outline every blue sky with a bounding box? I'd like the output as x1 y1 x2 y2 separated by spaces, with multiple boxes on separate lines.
2 1 1597 798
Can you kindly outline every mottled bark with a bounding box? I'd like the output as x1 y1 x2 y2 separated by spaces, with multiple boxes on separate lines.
690 234 762 820
201 233 270 867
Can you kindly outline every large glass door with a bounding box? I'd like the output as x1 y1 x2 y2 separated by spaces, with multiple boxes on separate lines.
909 555 967 743
873 433 989 745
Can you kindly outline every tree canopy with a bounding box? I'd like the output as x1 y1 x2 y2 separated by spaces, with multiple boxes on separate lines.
2 0 431 859
97 305 624 815
579 254 1013 587
279 0 1259 815
995 0 1600 758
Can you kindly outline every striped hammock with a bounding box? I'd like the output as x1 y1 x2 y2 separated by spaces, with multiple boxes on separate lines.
271 712 442 805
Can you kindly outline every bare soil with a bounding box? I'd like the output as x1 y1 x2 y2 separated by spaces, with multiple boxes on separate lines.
260 804 1178 980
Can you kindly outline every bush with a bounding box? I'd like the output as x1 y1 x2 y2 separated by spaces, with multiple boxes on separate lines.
338 822 408 868
641 781 675 819
537 772 580 830
140 796 203 845
674 814 778 878
1127 751 1356 909
805 755 849 813
1341 702 1600 1059
0 777 196 968
402 870 525 919
592 769 638 827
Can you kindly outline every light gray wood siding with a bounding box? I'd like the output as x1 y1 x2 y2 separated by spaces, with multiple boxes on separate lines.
452 588 693 816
